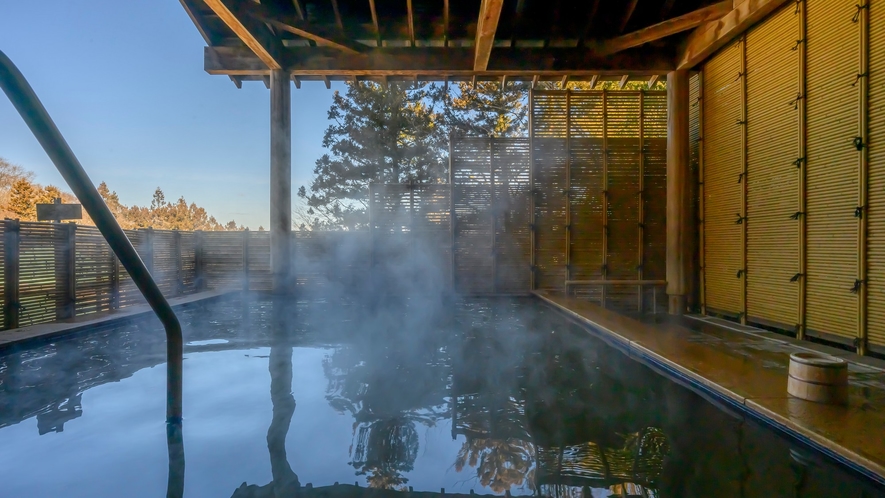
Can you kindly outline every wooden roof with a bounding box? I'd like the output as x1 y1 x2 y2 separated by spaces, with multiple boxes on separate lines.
180 0 791 87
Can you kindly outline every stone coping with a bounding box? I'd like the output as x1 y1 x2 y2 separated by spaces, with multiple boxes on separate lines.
533 290 885 485
0 289 235 350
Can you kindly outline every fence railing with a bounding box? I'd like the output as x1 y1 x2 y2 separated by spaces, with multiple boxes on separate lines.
0 220 273 330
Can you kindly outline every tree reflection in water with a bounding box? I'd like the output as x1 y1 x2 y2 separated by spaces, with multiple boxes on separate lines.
454 437 536 493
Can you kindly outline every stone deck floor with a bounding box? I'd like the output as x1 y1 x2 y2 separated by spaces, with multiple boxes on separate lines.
534 290 885 485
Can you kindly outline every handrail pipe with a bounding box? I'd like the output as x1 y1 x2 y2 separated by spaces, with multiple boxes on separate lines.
0 50 183 424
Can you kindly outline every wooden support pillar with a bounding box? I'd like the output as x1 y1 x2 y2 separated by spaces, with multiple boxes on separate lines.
667 70 691 314
270 69 292 294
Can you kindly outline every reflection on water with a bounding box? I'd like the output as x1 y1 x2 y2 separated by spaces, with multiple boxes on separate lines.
0 295 882 497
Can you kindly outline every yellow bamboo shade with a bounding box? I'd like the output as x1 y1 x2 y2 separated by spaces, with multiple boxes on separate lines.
703 40 743 315
805 0 860 340
868 0 885 348
745 4 800 328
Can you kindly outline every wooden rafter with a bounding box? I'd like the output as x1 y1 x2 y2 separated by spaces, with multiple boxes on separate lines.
501 75 507 87
619 0 640 33
368 0 381 46
331 0 344 30
618 75 629 89
600 1 732 56
291 0 305 20
531 74 539 88
293 76 301 88
510 0 527 47
589 75 598 88
323 75 331 89
249 4 366 54
202 0 285 69
179 0 214 45
648 74 659 88
443 0 450 47
577 0 602 47
678 0 792 69
474 0 504 71
407 0 415 47
206 46 677 76
561 75 569 89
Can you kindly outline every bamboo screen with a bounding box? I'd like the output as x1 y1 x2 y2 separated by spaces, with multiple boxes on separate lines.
531 90 668 310
451 138 531 294
700 0 885 354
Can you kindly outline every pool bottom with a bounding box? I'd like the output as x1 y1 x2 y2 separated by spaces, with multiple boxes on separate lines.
0 294 882 497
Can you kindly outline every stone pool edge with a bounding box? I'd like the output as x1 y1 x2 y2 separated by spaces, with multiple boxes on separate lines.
532 290 885 487
0 289 236 351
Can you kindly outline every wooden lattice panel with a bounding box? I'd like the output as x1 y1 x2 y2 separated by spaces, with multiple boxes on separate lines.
74 226 115 316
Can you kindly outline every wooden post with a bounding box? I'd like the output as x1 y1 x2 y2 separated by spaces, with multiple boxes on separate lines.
194 230 205 291
243 228 250 292
858 2 870 355
63 223 76 319
4 219 20 329
270 69 292 294
666 70 691 315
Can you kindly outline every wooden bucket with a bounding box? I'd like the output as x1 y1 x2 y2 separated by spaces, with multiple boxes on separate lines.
787 352 848 405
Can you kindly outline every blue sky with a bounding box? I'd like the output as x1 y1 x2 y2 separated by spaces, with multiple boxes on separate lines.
0 0 343 229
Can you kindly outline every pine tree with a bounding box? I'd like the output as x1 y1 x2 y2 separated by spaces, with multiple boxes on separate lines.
9 178 35 220
435 80 530 138
298 81 446 230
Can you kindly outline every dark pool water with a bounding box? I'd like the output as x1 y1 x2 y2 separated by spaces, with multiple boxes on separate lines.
0 295 881 497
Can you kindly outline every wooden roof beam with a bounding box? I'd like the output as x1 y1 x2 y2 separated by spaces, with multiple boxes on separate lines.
474 0 505 71
292 0 305 20
443 0 450 47
648 74 659 88
589 75 598 88
618 75 629 89
205 46 678 75
577 0 602 47
249 4 367 55
202 0 285 69
600 1 732 56
619 0 640 33
561 75 569 89
368 0 381 47
407 0 416 47
531 74 539 88
323 75 331 89
678 0 792 70
331 0 344 30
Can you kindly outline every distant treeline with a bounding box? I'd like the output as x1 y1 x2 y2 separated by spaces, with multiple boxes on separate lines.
0 157 250 231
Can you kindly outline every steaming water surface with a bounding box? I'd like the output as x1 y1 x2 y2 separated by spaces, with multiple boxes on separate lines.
0 295 881 497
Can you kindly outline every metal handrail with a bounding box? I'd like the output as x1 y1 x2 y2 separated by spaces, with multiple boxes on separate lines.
0 50 183 423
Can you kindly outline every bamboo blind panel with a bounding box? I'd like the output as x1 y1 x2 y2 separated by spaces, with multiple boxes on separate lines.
0 222 5 329
452 139 495 293
74 226 115 316
17 223 67 327
532 90 667 306
370 183 451 291
643 92 669 311
203 232 245 290
246 231 272 291
703 40 743 316
869 0 885 348
745 4 800 329
805 0 860 341
691 73 702 312
491 140 532 293
152 230 180 297
179 231 198 294
117 230 146 307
